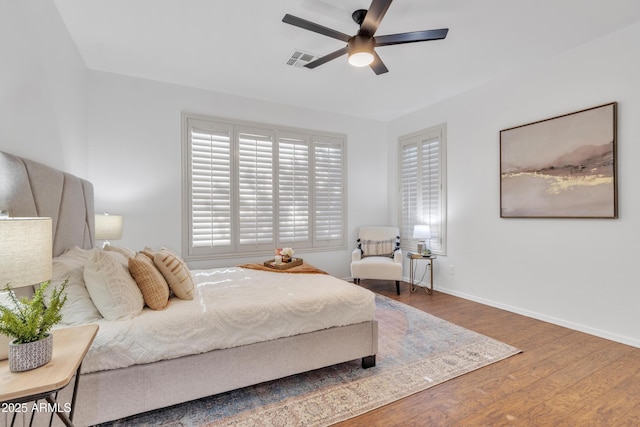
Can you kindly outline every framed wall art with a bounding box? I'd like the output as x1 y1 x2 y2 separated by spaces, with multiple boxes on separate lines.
500 102 617 218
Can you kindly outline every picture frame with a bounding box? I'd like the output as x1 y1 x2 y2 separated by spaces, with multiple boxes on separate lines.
500 102 617 218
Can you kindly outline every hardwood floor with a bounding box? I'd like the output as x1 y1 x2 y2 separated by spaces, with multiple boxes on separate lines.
335 280 640 427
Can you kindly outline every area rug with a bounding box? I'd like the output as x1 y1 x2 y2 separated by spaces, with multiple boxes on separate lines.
99 295 520 427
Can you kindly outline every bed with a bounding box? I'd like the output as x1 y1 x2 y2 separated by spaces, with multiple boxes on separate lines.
0 151 378 426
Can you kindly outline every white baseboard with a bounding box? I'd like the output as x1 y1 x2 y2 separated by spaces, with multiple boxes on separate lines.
350 276 639 348
435 286 640 349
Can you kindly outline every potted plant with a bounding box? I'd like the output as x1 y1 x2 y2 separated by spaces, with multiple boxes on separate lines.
0 280 67 372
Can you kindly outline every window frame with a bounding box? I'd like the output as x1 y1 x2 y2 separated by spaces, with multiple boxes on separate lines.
182 113 348 260
398 123 447 256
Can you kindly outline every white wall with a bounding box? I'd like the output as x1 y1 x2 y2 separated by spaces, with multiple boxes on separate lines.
87 71 388 277
389 21 640 347
0 0 87 176
4 0 638 347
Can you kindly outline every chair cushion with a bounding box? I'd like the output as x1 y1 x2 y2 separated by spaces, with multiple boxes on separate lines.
351 256 403 281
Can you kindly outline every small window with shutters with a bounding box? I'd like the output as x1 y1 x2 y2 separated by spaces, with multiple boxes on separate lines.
398 124 447 255
182 113 347 259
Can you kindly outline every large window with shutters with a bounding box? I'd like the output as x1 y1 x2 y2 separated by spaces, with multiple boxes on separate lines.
182 114 347 259
398 124 447 255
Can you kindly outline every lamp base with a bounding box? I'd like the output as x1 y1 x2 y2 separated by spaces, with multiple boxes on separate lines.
417 241 432 255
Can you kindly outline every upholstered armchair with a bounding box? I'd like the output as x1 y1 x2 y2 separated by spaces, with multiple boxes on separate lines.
350 226 403 295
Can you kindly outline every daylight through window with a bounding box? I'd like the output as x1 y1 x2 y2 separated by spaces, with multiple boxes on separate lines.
183 114 347 259
399 124 447 255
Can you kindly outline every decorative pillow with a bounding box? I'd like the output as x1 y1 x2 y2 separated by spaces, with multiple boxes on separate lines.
360 238 397 257
129 253 170 310
154 249 195 300
104 244 135 259
83 249 144 321
141 246 157 260
43 246 102 325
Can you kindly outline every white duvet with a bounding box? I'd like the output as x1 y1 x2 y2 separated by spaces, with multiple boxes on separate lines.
80 267 376 373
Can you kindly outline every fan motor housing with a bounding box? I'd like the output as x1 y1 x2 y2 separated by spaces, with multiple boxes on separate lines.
349 35 374 54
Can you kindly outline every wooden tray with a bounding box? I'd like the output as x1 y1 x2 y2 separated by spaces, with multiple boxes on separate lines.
264 257 303 270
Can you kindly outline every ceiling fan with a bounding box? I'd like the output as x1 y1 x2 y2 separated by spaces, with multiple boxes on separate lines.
282 0 449 75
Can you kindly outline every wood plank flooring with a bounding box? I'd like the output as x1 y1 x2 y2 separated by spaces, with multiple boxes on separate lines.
334 280 640 427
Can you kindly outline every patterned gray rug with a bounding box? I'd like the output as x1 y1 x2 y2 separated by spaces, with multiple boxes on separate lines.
99 295 520 426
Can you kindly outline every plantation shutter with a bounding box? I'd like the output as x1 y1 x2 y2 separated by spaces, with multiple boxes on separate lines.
237 127 274 251
420 138 443 252
277 133 311 247
400 142 418 246
399 124 446 255
314 137 345 247
183 113 348 259
188 119 233 256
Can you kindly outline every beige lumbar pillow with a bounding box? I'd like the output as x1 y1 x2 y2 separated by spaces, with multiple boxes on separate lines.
129 253 170 310
154 249 195 300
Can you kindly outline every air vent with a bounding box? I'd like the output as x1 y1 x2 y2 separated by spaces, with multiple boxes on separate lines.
285 50 319 68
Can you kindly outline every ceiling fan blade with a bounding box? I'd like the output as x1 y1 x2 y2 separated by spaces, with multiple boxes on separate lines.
375 28 449 46
358 0 393 37
282 14 351 42
305 47 349 69
369 50 389 75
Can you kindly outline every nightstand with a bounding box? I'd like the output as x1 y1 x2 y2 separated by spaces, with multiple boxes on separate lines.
407 251 437 295
0 324 98 427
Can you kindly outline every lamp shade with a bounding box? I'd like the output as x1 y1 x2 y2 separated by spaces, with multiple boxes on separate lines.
0 217 53 288
412 225 431 240
95 213 123 240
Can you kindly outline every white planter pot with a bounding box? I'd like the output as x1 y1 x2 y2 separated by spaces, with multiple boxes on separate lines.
9 333 53 372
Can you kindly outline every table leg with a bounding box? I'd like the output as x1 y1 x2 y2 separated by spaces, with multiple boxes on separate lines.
410 257 434 295
45 394 73 427
69 363 82 422
426 258 433 295
410 257 416 292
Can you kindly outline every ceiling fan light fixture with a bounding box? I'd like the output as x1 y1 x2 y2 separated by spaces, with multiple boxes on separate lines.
348 36 374 67
282 0 449 75
348 51 374 67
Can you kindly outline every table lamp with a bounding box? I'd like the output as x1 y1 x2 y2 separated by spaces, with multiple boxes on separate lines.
412 225 431 255
0 217 53 361
95 212 123 248
0 217 53 290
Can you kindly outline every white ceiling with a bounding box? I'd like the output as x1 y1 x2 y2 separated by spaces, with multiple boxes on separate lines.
52 0 640 122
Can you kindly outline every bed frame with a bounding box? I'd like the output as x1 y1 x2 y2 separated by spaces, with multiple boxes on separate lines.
0 151 378 426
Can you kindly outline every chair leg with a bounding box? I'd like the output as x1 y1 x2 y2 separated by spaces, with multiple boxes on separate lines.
353 278 357 284
395 280 400 295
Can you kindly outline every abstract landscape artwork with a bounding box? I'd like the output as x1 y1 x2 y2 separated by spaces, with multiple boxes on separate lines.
500 102 617 218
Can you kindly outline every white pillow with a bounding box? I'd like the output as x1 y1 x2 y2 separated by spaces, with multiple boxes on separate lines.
84 249 144 321
104 244 136 259
44 246 102 325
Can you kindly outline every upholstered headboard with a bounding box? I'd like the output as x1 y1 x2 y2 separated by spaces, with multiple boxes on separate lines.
0 151 95 256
